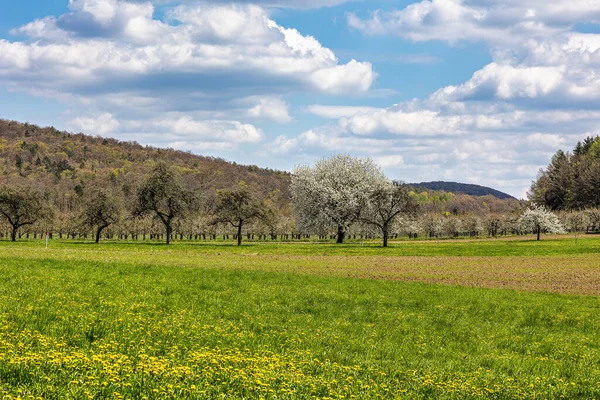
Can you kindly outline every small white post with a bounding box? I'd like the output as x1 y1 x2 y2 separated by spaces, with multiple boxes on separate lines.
45 232 49 249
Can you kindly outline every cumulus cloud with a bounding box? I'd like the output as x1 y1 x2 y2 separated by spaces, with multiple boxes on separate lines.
139 0 356 9
0 0 377 152
428 33 600 106
2 1 374 99
156 117 264 143
69 112 265 152
247 97 292 123
348 0 600 108
309 101 600 137
68 113 121 135
347 0 600 44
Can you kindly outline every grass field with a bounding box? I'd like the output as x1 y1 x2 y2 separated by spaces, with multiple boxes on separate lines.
0 236 599 399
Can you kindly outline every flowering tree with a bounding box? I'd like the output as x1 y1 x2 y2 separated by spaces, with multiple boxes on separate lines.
291 155 387 244
518 206 565 241
563 211 590 243
443 216 463 238
396 216 421 239
420 213 444 238
464 215 484 237
585 209 600 232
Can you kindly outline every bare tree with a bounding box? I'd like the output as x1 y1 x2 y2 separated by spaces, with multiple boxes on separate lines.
362 182 418 247
213 182 265 246
135 163 199 244
81 189 123 243
0 184 51 241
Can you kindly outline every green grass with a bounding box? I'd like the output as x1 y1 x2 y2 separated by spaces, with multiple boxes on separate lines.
2 233 600 256
0 238 599 399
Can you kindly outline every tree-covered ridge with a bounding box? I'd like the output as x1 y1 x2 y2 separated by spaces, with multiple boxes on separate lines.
529 136 600 210
2 119 576 244
0 119 291 204
411 181 516 200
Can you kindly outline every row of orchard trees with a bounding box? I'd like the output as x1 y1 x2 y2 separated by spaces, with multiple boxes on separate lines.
291 155 582 244
0 163 276 245
1 155 598 246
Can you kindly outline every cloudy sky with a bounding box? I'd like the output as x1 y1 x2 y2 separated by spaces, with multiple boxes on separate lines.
1 0 599 198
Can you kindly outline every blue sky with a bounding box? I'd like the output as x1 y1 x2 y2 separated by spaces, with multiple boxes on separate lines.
1 0 599 198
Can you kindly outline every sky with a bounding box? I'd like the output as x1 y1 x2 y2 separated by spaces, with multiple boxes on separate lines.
1 1 599 198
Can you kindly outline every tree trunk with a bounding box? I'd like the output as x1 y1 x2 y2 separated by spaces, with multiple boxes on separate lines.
95 226 103 244
11 225 17 242
382 225 389 247
537 226 541 241
166 224 172 245
237 221 243 246
336 225 345 244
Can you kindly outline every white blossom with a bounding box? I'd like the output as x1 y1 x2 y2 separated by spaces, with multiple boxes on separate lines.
291 154 386 243
518 205 565 240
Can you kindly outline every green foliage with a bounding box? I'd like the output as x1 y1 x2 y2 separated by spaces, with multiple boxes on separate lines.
531 136 600 210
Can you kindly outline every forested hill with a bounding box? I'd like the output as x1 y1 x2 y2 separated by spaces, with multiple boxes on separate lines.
0 119 522 223
411 181 516 200
0 119 291 204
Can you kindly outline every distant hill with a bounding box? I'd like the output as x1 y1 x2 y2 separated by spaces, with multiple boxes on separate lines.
0 119 292 207
411 181 516 200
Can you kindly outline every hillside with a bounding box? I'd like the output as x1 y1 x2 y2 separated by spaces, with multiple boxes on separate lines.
0 119 524 240
411 181 516 200
0 119 291 206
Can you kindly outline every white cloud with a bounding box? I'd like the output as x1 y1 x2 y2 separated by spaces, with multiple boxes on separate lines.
306 105 380 119
429 63 566 102
347 0 600 44
526 133 566 149
68 113 120 135
429 33 600 105
373 155 405 168
159 117 264 143
247 97 292 123
310 59 375 94
1 1 374 99
348 0 600 108
70 0 121 25
143 0 356 9
312 101 600 138
69 113 264 150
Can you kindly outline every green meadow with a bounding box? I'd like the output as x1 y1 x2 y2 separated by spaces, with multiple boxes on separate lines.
0 236 599 399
